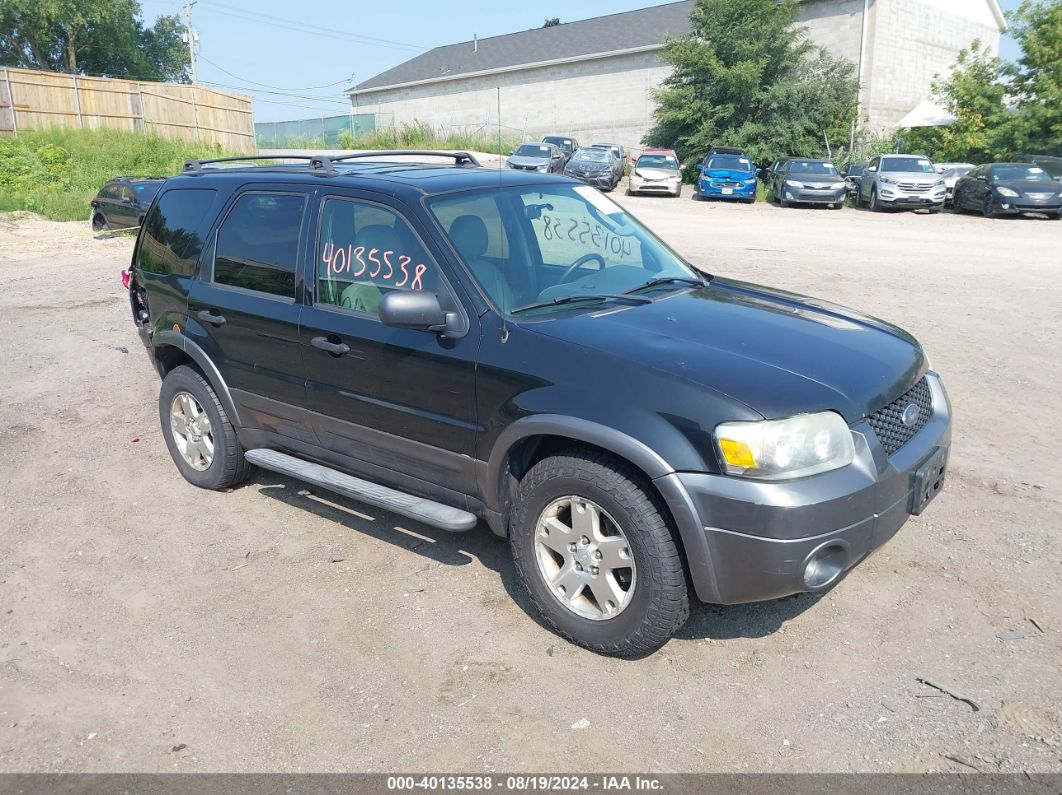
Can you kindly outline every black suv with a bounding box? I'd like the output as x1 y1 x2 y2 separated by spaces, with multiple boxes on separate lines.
91 177 166 231
127 152 952 656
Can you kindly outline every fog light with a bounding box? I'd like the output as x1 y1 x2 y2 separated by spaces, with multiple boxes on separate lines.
802 542 848 589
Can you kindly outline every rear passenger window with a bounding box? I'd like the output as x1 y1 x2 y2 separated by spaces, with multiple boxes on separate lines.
316 197 439 317
137 189 217 276
214 193 306 298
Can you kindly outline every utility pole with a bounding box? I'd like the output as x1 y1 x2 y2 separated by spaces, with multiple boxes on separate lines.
182 1 199 85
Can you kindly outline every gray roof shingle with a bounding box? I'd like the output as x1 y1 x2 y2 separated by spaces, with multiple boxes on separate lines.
350 1 693 93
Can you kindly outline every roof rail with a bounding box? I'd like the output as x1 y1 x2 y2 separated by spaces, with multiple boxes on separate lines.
319 150 482 173
181 155 318 175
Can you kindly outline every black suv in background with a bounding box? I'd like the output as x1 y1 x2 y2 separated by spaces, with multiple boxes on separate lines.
91 177 165 231
542 135 579 164
127 152 952 656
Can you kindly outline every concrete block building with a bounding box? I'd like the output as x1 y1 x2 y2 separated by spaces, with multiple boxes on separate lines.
347 0 1006 148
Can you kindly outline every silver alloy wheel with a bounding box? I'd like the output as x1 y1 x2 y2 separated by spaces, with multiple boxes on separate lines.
169 392 214 471
533 496 637 621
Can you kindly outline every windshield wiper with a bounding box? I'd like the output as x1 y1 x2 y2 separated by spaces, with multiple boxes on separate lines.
512 293 653 315
624 275 708 295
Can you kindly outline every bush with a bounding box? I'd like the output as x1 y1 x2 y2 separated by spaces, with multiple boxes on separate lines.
0 129 234 221
335 122 518 155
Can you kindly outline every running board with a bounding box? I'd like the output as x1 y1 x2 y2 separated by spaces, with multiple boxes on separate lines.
245 449 478 532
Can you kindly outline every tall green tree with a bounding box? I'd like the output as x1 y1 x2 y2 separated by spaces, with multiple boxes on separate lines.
0 0 189 82
644 0 857 168
904 43 1011 163
1005 0 1062 155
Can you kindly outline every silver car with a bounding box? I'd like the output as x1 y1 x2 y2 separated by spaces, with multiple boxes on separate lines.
858 154 946 212
627 152 682 197
507 143 565 174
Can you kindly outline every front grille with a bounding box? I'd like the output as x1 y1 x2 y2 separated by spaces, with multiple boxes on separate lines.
898 182 931 192
712 181 742 188
1027 193 1054 201
867 377 933 456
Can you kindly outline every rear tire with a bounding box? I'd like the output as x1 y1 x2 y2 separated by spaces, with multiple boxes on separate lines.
91 213 107 231
159 365 254 490
509 449 690 657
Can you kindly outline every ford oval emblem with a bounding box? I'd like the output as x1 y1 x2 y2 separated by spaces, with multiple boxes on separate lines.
901 404 921 428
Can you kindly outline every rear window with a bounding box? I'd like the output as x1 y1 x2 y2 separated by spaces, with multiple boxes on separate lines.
136 189 216 276
213 192 306 298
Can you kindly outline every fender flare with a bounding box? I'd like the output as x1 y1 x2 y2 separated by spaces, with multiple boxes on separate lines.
485 415 675 511
152 330 242 427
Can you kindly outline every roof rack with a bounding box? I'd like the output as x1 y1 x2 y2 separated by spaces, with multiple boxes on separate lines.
181 155 319 175
181 151 482 177
313 150 482 174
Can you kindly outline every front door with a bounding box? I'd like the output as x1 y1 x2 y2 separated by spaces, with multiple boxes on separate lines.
298 192 479 497
186 187 311 436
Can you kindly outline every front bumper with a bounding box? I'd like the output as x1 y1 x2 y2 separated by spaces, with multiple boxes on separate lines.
782 185 847 205
654 372 952 604
630 177 681 195
878 186 946 208
566 171 613 190
996 197 1062 215
698 180 756 200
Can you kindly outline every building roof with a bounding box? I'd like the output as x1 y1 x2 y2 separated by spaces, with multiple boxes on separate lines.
349 1 694 95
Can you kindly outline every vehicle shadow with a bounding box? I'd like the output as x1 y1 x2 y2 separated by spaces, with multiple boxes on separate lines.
253 473 821 648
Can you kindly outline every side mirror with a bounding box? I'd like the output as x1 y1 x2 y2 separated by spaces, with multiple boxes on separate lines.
379 290 456 335
867 166 878 173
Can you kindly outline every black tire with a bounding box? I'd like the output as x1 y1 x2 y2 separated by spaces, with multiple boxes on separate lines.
869 188 882 212
509 449 690 657
91 213 107 232
159 364 254 490
1050 212 1062 221
982 196 997 219
832 202 844 210
779 196 789 208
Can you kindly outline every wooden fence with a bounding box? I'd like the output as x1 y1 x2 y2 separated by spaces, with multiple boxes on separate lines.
0 67 255 154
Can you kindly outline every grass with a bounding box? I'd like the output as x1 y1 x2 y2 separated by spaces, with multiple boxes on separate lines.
0 129 234 221
336 121 519 155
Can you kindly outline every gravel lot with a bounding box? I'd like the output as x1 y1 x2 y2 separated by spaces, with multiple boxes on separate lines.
0 193 1059 774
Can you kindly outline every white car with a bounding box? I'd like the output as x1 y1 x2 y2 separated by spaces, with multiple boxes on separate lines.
858 154 947 212
628 152 683 197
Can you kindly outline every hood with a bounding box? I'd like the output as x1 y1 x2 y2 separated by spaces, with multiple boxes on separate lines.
634 167 680 180
702 168 754 180
509 155 549 168
568 160 611 172
881 171 940 183
788 173 843 186
526 278 926 422
993 179 1061 195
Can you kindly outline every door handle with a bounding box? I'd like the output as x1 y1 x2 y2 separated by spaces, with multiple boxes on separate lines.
311 336 350 356
197 309 226 326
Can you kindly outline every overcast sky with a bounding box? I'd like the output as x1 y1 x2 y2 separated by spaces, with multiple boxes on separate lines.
137 0 1026 122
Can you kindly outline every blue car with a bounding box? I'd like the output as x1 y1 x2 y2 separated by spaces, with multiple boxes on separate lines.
694 148 758 203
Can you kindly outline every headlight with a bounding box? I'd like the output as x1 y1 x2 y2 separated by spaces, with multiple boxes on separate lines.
785 180 804 189
879 175 898 185
934 180 946 188
714 411 855 480
745 176 757 183
831 182 847 190
537 164 549 172
996 186 1019 198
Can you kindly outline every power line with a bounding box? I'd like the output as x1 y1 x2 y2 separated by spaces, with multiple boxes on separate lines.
198 2 428 52
198 78 349 105
197 54 354 93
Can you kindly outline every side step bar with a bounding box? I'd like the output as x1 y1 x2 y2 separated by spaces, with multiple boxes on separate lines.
245 449 478 532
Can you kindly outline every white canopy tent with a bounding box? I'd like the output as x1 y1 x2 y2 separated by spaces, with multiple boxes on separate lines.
899 100 956 128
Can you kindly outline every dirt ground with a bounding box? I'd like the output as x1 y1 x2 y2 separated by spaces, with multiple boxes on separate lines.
0 191 1059 774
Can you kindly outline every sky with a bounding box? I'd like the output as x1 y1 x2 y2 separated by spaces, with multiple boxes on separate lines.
135 0 1027 122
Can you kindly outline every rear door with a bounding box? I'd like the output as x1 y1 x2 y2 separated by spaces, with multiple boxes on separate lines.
186 185 312 436
298 190 480 497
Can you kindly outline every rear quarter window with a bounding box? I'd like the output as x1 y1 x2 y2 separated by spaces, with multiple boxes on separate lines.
136 189 217 277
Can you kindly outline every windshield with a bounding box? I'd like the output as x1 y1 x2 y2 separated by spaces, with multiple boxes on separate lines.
788 161 838 177
637 155 679 170
572 149 610 163
846 164 865 176
993 165 1053 182
543 137 573 151
428 184 701 316
515 144 551 158
881 157 935 173
706 155 752 172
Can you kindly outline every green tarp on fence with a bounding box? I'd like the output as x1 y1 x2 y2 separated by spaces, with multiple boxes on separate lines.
255 113 375 148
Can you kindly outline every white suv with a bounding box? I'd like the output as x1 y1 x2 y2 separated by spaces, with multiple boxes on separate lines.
858 154 946 213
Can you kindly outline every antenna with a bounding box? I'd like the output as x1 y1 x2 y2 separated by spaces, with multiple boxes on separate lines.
496 86 502 169
474 34 478 53
182 2 199 84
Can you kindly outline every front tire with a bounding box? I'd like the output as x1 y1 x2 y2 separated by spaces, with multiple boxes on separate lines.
510 449 689 657
982 196 997 219
159 365 254 490
869 188 883 212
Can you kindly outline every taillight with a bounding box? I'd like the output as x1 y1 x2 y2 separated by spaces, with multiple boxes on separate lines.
121 269 131 290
